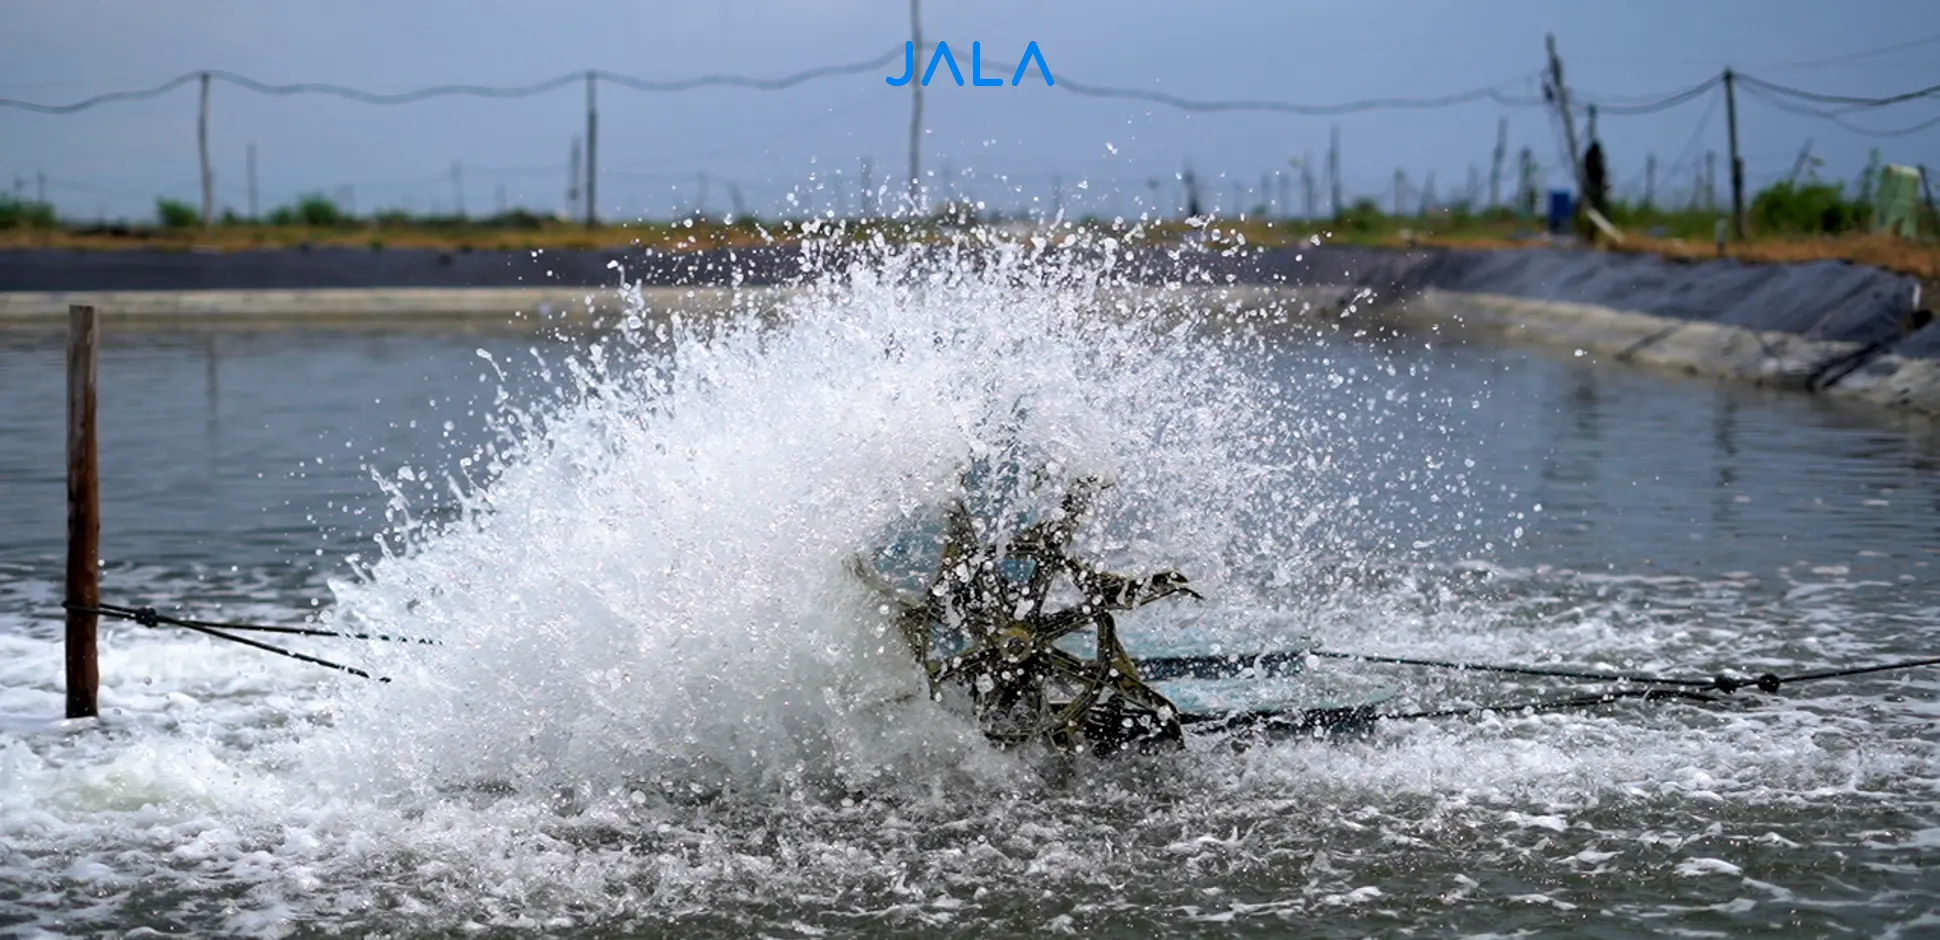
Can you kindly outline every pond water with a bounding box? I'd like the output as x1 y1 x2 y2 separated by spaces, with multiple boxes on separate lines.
2 254 1937 938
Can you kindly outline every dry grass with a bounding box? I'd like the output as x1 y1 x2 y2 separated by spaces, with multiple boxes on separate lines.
5 221 1938 289
0 222 782 254
1610 233 1940 281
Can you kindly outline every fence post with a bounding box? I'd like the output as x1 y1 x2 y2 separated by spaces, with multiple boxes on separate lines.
66 303 101 719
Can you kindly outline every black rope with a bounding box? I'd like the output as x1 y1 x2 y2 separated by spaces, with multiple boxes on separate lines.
1168 645 1939 741
1379 686 1720 721
1318 648 1940 694
1135 649 1309 682
1182 687 1722 741
74 601 438 645
64 601 401 682
1307 649 1787 693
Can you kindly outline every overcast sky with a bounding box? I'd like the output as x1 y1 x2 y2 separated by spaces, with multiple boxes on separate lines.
3 0 1936 223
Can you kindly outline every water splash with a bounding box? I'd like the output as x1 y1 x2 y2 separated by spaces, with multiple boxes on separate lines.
305 231 1395 803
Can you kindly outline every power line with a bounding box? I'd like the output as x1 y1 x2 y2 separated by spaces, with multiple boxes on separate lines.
0 51 903 113
1740 84 1940 139
1757 32 1940 71
209 69 584 104
1042 70 1549 114
1580 75 1723 116
1735 73 1940 109
0 72 200 114
1670 88 1722 178
594 52 901 92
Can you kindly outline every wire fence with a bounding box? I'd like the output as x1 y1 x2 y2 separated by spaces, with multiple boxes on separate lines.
3 41 1935 225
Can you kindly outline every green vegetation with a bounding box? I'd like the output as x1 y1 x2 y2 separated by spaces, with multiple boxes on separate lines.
268 194 350 227
0 195 57 229
1749 181 1858 235
155 198 200 229
2 167 1934 279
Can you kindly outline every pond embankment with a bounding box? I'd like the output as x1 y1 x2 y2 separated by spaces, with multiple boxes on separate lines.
1235 246 1937 416
1 242 1934 414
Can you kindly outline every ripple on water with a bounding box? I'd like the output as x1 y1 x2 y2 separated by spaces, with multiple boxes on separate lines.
2 233 1937 938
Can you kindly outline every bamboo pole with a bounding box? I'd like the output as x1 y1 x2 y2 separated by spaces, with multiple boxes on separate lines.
66 303 100 719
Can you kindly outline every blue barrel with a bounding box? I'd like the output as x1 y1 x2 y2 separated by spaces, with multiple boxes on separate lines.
1547 189 1574 233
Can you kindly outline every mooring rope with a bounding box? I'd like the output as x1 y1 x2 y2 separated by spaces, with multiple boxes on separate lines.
61 601 417 682
74 601 439 645
1173 647 1940 741
1179 686 1724 740
1306 648 1940 695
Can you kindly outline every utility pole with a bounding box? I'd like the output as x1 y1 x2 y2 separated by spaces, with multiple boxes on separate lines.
1328 124 1342 222
1301 153 1316 220
451 160 465 218
1787 138 1816 183
1489 116 1507 208
1723 67 1745 239
198 72 213 228
1544 35 1587 213
695 171 710 217
246 144 258 220
584 71 598 229
1516 146 1537 216
906 0 925 210
1705 150 1718 211
1393 168 1406 217
1644 154 1657 209
567 136 581 218
729 182 747 219
1919 165 1938 238
1421 171 1436 217
36 169 45 204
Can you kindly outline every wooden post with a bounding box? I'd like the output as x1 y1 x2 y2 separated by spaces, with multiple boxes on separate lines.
1544 35 1587 213
1489 116 1507 209
906 0 925 210
246 143 258 222
1301 153 1316 220
567 135 581 218
1918 165 1938 238
198 72 213 229
1328 124 1342 222
583 71 598 230
1725 68 1745 240
65 303 100 720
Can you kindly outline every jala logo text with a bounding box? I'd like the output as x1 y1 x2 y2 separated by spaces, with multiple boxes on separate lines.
885 41 1053 87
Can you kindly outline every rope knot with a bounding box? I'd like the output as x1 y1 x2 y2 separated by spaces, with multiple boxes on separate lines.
1711 673 1784 694
132 606 162 628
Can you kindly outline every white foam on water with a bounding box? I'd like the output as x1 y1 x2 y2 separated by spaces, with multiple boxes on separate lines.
1 230 1935 937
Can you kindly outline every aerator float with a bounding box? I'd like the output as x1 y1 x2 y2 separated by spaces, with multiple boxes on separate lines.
848 458 1378 756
